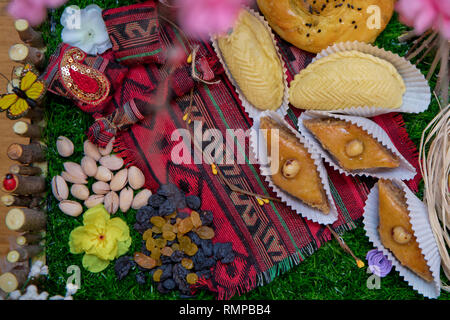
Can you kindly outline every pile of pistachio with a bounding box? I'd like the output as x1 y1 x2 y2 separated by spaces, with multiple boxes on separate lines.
52 137 151 217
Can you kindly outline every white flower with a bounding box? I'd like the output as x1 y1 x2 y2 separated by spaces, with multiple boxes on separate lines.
61 4 112 56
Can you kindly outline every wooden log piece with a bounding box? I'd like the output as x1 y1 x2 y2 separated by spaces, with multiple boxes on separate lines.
0 266 29 293
13 121 42 139
5 208 46 232
7 142 46 164
1 194 42 208
14 19 44 48
16 233 43 246
9 43 44 69
23 107 44 122
6 245 43 263
1 173 46 195
9 164 42 176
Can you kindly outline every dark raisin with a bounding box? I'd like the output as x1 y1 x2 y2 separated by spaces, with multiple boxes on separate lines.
201 240 213 257
187 232 201 246
199 211 213 226
185 195 201 210
161 255 172 264
197 270 211 280
177 209 190 219
171 250 185 263
157 282 170 294
134 222 151 234
160 263 173 281
159 199 176 216
148 194 166 208
157 183 179 197
162 278 176 290
114 256 134 280
136 272 146 285
171 190 187 209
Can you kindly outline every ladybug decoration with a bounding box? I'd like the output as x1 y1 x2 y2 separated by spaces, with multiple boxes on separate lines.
3 173 17 191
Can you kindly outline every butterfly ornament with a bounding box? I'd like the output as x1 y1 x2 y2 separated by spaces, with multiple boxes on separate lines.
0 64 45 119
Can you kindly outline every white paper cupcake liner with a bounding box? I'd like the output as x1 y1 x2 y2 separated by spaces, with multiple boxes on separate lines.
363 180 441 299
211 7 289 121
298 41 431 117
249 111 338 225
298 111 416 180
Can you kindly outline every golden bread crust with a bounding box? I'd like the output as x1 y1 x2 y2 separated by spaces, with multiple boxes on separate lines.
256 0 395 53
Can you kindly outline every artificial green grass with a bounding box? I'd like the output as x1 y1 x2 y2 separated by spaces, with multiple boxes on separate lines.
41 1 449 300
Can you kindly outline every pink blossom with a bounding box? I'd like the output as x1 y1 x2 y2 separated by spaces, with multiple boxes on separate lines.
175 0 250 39
8 0 68 26
396 0 450 39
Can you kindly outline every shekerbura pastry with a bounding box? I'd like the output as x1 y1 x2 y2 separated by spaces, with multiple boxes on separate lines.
377 179 433 282
303 118 400 171
289 51 405 111
217 9 284 111
260 117 329 213
256 0 395 53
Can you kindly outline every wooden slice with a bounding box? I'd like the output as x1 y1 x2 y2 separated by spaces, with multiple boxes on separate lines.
14 19 44 48
16 233 43 246
5 208 46 232
7 142 46 164
13 121 42 139
0 267 28 293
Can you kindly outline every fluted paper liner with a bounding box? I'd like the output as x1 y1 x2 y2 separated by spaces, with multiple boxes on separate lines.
298 111 416 180
363 180 441 299
301 41 431 117
249 111 338 225
211 7 289 120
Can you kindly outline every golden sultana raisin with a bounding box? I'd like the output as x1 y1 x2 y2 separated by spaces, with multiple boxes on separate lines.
186 273 199 285
145 237 156 251
142 229 153 241
178 217 193 234
178 235 191 247
190 211 202 228
153 269 163 282
161 246 173 257
181 258 194 270
171 243 180 251
150 216 166 228
162 231 176 241
150 247 161 260
155 238 167 248
152 226 162 234
195 226 215 240
162 223 175 233
134 252 157 269
166 212 177 219
185 243 198 256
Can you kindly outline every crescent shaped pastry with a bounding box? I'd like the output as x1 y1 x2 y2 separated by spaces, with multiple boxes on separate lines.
217 10 285 111
289 51 406 111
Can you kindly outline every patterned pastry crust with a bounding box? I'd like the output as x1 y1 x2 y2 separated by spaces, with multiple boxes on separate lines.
289 51 405 111
377 179 433 282
218 10 284 111
260 117 330 213
303 118 400 171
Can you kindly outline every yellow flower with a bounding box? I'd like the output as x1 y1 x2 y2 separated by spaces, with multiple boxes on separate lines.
69 204 131 273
